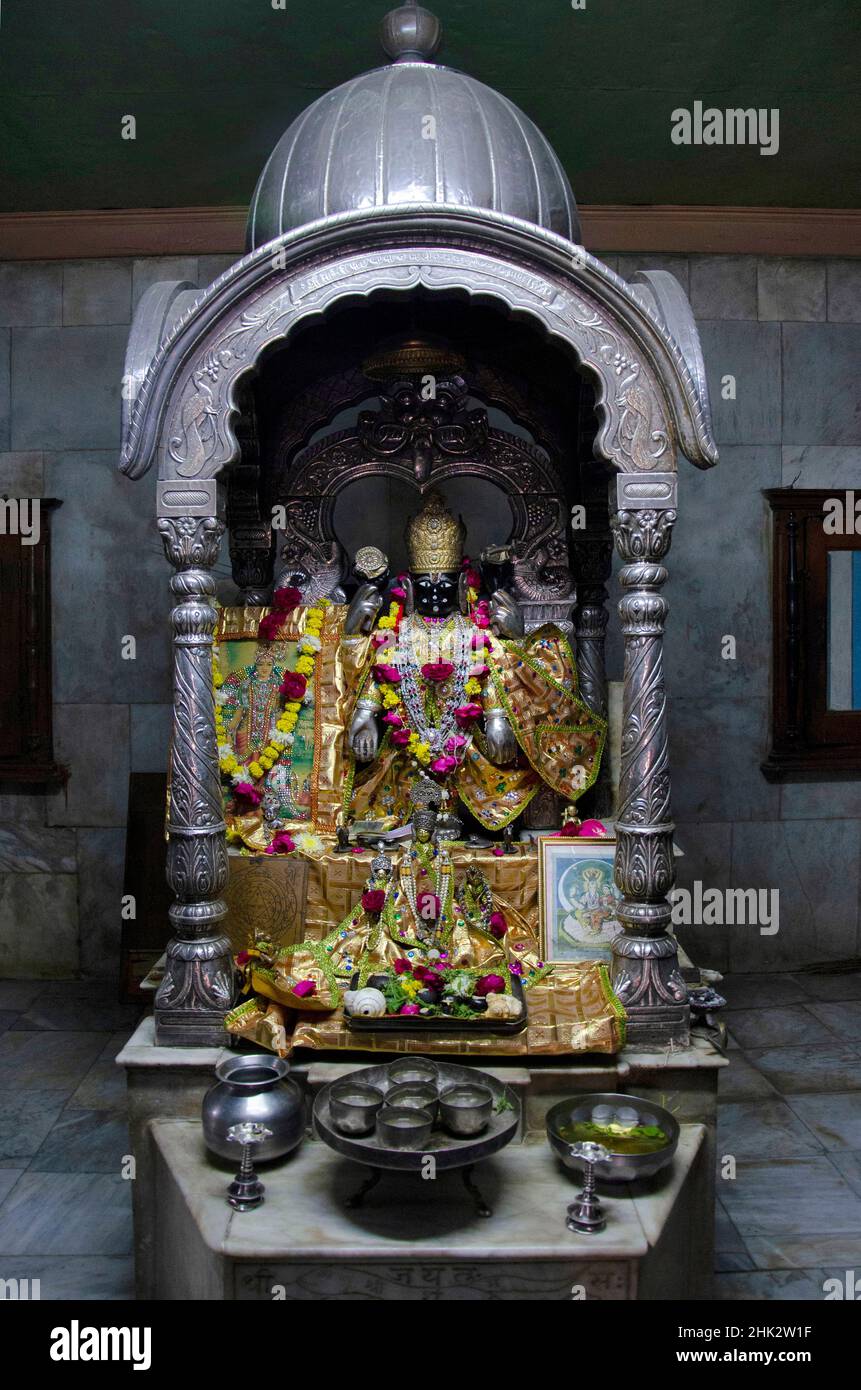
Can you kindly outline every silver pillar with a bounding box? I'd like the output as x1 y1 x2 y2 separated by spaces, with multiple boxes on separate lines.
154 507 234 1046
609 475 688 1047
571 480 613 723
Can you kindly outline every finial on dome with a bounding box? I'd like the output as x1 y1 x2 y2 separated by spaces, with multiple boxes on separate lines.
380 3 441 63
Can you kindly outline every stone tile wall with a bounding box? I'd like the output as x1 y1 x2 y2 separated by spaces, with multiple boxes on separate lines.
0 251 858 979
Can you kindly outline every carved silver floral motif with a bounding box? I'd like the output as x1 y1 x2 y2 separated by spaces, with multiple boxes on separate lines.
155 515 235 1046
609 506 688 1046
130 244 685 490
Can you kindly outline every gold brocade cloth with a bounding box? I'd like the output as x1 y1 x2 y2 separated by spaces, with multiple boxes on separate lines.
344 623 606 831
224 842 626 1057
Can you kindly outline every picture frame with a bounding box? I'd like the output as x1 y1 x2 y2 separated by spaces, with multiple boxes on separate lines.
538 836 623 963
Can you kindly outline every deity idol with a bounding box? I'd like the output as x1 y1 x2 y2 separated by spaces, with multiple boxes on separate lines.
341 491 605 831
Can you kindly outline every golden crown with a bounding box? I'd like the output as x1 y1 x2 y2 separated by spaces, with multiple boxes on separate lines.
406 492 466 573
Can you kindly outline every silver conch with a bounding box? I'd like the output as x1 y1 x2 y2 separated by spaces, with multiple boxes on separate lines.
343 987 387 1018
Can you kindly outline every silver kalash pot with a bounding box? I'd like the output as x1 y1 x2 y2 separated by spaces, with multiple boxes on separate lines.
202 1053 305 1162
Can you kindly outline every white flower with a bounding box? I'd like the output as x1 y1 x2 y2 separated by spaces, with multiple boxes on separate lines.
230 768 249 786
218 744 234 760
214 689 228 706
298 634 321 654
294 830 324 856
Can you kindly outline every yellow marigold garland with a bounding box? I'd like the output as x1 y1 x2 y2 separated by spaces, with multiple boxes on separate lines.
214 598 330 787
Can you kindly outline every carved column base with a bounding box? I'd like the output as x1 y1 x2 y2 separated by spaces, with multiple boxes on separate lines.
611 933 690 1048
154 900 235 1048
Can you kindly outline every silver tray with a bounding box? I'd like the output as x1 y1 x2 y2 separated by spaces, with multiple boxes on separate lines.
313 1058 520 1172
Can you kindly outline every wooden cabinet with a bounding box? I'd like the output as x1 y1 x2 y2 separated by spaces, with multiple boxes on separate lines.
0 497 62 784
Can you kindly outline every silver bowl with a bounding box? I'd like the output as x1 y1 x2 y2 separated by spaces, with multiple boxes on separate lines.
387 1081 439 1119
546 1092 679 1183
376 1105 434 1149
387 1056 439 1087
439 1083 494 1137
329 1081 385 1136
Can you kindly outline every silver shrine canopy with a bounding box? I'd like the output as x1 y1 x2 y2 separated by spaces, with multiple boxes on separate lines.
246 2 580 249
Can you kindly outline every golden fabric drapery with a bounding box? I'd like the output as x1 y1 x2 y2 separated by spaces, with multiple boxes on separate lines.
225 842 626 1056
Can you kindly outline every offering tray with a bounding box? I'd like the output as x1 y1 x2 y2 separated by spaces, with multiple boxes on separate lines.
313 1060 520 1216
346 973 527 1036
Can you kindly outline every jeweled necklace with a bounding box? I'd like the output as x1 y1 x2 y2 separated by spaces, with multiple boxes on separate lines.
397 614 471 753
399 843 454 942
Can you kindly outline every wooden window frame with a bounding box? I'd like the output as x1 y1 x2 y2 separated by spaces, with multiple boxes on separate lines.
763 487 861 782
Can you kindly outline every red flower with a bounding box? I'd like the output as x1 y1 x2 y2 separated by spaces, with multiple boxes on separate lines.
258 613 283 641
234 782 262 806
393 958 411 975
265 831 296 855
399 1003 421 1016
273 586 302 612
391 728 411 746
279 671 307 701
579 819 608 838
361 889 386 914
556 820 579 838
390 586 406 600
373 663 401 685
292 979 316 999
489 911 508 940
431 755 457 775
455 702 482 725
236 950 250 967
475 974 506 997
382 711 403 727
414 965 444 989
421 661 454 683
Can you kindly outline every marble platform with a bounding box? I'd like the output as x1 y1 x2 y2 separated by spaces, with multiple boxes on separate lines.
117 1016 725 1298
150 1118 707 1300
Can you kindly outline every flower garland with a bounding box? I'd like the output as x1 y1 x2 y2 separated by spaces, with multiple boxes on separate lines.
213 586 330 792
368 572 491 784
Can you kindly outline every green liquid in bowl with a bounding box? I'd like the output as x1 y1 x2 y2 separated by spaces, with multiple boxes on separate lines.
558 1119 670 1155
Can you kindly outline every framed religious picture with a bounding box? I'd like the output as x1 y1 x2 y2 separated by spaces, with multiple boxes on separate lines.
538 837 623 963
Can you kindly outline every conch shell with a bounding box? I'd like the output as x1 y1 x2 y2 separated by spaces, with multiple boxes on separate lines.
343 987 387 1018
485 992 523 1020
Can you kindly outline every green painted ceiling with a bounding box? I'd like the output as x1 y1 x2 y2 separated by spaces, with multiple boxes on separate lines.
0 0 857 214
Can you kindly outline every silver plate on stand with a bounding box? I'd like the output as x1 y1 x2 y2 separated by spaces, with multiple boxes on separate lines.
313 1058 519 1172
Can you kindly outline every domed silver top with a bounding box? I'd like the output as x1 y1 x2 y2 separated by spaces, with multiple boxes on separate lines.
247 5 579 250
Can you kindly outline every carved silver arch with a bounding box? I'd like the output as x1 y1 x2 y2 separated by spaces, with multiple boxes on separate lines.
119 206 718 490
283 420 567 562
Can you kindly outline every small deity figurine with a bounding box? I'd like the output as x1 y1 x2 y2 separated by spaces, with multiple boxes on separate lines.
340 491 606 832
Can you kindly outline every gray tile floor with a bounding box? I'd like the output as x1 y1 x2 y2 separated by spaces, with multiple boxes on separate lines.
0 971 859 1300
0 979 141 1300
715 970 861 1300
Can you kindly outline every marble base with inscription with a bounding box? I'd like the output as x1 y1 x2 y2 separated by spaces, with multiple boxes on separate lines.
118 1017 725 1299
150 1118 707 1301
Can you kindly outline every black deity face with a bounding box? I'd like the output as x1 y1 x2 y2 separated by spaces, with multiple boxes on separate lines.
413 571 459 618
